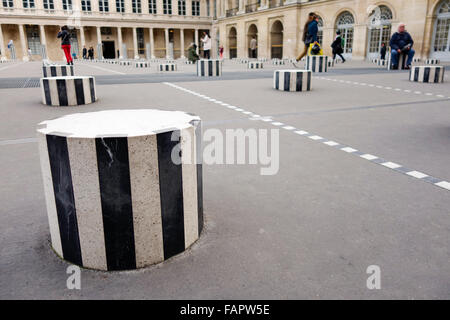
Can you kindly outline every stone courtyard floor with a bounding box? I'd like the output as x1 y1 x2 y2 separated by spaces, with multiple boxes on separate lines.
0 59 449 299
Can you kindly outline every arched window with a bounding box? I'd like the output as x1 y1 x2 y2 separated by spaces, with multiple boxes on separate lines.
431 0 450 60
336 11 354 56
367 5 393 59
270 20 283 59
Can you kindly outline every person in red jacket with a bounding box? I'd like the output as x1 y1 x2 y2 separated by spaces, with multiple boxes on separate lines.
57 26 73 65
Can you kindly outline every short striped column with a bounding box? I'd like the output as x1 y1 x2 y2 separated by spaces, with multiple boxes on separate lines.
158 63 177 71
371 58 379 64
197 59 222 77
274 70 312 92
248 61 263 69
409 66 445 83
135 62 150 68
387 53 407 70
258 58 268 62
184 60 194 64
306 55 328 72
37 109 203 271
425 59 439 65
272 59 285 65
119 61 131 66
377 59 387 66
413 58 421 63
40 76 97 106
42 65 74 77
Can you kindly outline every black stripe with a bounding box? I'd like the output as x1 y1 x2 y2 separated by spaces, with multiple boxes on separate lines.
296 71 302 91
70 66 74 76
95 137 136 271
46 134 82 266
208 60 213 76
201 60 205 76
307 71 311 91
56 79 68 106
42 79 51 105
284 72 290 91
89 78 95 102
195 123 203 236
51 66 56 77
414 67 420 82
275 71 279 90
74 79 85 105
61 66 67 77
312 57 316 72
216 60 220 76
434 67 440 83
318 57 323 72
43 66 47 77
423 67 430 83
157 130 185 259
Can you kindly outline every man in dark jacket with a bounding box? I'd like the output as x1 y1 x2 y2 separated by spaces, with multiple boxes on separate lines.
389 23 415 69
82 46 87 59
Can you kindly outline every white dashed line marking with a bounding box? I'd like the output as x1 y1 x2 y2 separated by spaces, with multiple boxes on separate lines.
381 162 402 169
341 147 358 153
406 171 428 179
360 154 378 160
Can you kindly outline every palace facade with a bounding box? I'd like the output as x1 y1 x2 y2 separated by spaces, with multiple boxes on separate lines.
0 0 449 61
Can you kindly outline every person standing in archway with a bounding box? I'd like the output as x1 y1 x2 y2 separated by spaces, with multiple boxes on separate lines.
201 31 211 59
57 26 73 65
294 12 318 67
250 36 257 58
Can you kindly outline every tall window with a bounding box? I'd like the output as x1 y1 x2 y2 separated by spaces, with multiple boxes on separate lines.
132 0 141 13
26 26 40 54
62 0 72 10
116 0 124 12
99 0 109 12
81 0 91 11
316 15 323 44
432 0 450 57
2 0 14 8
23 0 35 8
148 0 156 13
178 0 185 15
192 0 199 16
336 11 354 55
137 28 145 54
368 5 392 57
43 0 54 10
206 0 210 16
163 0 172 14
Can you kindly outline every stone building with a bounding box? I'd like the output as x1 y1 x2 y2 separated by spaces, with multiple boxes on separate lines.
1 0 449 61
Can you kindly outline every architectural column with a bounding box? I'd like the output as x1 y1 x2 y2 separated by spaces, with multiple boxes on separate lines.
133 27 139 59
352 24 368 61
195 29 199 54
39 25 47 59
117 27 123 59
238 0 245 14
180 28 185 58
18 24 28 61
96 26 103 59
149 27 155 58
0 24 6 60
79 26 86 48
187 0 192 17
164 28 170 59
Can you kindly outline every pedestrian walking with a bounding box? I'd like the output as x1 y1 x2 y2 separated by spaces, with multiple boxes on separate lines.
331 30 346 63
294 12 318 67
88 46 94 60
380 43 387 60
82 46 87 59
57 26 73 65
219 45 224 59
249 36 257 58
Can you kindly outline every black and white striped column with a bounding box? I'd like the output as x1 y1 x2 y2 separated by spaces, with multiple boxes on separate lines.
40 76 97 106
377 59 387 66
409 66 445 83
119 61 131 66
273 70 312 92
37 109 203 271
425 59 439 65
42 65 74 77
248 61 263 69
306 56 328 73
135 62 150 68
387 53 407 70
158 63 177 71
272 59 285 65
197 59 222 77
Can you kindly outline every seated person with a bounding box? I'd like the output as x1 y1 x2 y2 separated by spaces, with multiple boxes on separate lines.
389 23 415 69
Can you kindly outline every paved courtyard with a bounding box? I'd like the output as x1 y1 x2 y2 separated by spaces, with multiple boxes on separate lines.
0 59 449 299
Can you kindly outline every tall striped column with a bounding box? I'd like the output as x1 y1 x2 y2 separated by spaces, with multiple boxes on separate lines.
306 56 328 73
42 65 74 77
197 59 222 77
37 110 203 271
158 63 177 71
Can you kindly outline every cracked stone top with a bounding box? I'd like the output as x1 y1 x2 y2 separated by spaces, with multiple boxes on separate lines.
37 109 200 138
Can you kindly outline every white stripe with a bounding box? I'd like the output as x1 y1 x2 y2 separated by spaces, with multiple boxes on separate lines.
324 140 339 146
294 130 308 135
341 147 357 153
360 154 378 160
309 135 323 140
435 181 450 190
381 161 401 169
406 171 428 179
